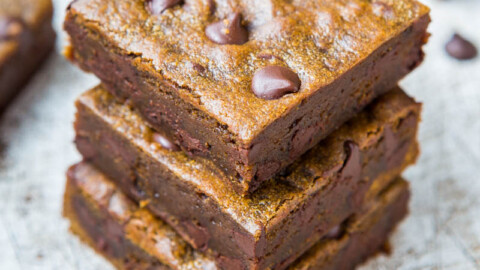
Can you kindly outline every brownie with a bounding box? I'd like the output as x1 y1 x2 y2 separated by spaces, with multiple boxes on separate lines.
74 84 420 269
64 0 430 194
64 162 410 270
0 0 55 113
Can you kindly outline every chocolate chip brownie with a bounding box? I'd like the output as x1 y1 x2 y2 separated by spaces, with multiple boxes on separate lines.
64 0 430 194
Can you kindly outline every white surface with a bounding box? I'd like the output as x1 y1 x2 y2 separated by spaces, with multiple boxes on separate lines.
0 0 479 269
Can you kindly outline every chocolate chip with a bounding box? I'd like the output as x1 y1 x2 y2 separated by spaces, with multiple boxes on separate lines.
446 33 477 60
152 132 180 151
146 0 183 15
205 13 248 45
0 17 25 41
252 66 301 100
339 141 361 182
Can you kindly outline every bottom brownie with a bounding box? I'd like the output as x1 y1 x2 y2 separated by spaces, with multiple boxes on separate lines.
63 162 410 270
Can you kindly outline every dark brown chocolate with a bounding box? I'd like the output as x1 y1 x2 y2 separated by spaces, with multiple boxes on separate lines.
205 12 248 45
446 33 477 60
251 66 301 100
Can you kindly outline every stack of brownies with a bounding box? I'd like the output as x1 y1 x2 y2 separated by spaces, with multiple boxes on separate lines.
63 0 430 269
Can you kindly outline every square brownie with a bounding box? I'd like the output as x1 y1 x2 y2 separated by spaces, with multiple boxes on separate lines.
64 162 410 270
0 0 55 113
74 84 420 269
64 0 430 194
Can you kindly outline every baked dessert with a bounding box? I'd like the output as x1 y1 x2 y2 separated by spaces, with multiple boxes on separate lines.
64 162 410 270
0 0 55 113
64 0 430 194
74 84 420 269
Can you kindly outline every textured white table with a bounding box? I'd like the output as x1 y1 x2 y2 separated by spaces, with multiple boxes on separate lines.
1 0 479 269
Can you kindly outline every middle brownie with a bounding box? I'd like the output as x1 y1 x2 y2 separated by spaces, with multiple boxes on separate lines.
74 85 420 269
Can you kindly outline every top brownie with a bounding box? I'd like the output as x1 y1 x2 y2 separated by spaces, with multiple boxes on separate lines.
65 0 430 194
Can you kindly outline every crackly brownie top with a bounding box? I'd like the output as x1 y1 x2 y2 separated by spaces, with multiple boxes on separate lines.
79 85 419 235
68 0 428 142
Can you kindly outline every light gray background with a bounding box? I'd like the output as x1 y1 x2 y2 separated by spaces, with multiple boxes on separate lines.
1 0 479 269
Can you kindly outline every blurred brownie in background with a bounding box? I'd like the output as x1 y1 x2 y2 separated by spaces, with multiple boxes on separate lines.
0 0 55 113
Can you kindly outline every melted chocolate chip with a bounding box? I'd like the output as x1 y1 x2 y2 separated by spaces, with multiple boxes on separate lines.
339 141 361 182
446 33 477 60
252 66 301 100
205 13 248 45
152 133 180 151
0 17 25 41
146 0 183 15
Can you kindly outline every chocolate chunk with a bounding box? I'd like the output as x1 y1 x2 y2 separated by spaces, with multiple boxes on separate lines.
252 66 301 100
339 141 361 182
146 0 183 15
152 132 180 151
0 17 25 41
445 33 477 60
205 13 248 45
